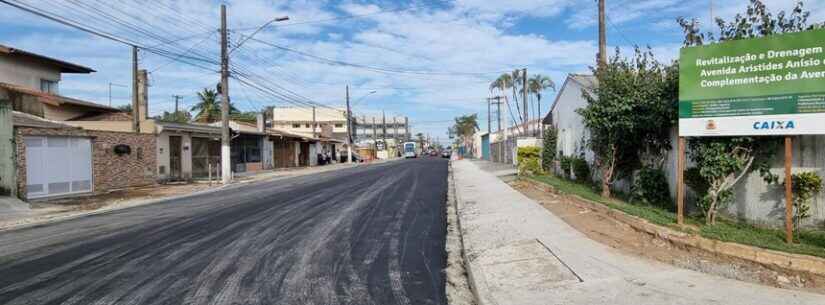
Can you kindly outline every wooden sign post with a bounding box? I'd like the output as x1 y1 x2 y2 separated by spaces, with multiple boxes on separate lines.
784 136 793 244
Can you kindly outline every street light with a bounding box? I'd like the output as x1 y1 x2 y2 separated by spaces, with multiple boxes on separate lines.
230 15 290 54
352 90 377 107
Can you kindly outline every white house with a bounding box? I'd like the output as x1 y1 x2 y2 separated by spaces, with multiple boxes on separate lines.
548 74 597 163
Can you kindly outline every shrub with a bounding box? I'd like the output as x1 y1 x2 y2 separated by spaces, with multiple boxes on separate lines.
787 171 823 239
559 156 573 178
517 146 543 176
631 167 672 211
542 127 558 171
571 157 591 184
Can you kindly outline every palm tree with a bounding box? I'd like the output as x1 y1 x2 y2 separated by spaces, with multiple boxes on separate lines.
490 73 522 134
528 74 556 135
191 88 239 123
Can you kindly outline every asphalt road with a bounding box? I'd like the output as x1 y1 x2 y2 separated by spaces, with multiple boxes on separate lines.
0 158 449 305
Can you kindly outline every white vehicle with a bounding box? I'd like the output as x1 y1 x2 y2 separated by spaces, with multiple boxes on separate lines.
403 142 417 158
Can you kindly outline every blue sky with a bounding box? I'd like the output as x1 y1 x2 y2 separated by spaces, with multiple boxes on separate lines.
2 0 823 142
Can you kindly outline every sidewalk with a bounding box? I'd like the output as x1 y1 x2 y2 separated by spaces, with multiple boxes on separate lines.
452 159 823 305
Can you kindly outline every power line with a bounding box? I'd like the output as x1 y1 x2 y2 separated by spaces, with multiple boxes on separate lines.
243 36 510 77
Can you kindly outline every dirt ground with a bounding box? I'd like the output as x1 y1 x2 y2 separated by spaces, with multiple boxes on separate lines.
509 179 825 295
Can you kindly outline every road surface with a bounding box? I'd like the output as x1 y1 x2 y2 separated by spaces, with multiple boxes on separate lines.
0 158 448 305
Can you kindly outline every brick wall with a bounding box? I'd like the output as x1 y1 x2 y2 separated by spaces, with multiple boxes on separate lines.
87 130 156 192
15 127 157 199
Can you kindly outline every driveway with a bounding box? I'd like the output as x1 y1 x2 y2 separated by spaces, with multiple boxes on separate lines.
0 158 448 305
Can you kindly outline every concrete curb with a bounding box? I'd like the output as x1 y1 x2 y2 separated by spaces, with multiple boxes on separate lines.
449 162 489 305
0 163 369 232
519 177 825 278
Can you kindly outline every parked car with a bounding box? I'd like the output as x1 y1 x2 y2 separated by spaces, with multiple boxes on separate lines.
441 150 452 159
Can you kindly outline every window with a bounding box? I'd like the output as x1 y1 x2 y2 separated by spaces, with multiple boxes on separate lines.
335 123 343 128
305 124 311 128
40 79 58 94
292 124 301 128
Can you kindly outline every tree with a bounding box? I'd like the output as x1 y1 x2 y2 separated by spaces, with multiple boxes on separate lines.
677 0 820 224
191 88 239 123
117 104 132 113
156 110 192 123
577 48 676 198
528 74 556 135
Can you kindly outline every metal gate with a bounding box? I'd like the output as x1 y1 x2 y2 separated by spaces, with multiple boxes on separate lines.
24 136 92 198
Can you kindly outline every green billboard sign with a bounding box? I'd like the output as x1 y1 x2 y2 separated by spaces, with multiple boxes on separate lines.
679 28 825 136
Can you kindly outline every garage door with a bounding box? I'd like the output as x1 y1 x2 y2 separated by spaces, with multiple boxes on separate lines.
25 136 92 198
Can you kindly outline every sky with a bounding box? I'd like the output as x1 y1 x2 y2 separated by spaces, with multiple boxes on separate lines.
2 0 823 142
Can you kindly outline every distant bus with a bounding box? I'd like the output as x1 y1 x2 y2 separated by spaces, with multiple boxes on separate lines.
403 142 417 158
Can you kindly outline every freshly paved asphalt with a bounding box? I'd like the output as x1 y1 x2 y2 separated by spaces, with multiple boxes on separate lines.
0 158 448 305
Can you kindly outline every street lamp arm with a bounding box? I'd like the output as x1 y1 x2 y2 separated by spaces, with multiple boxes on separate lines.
229 16 289 55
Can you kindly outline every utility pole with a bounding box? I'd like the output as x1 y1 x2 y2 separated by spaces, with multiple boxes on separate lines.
382 110 387 142
172 95 182 114
487 98 492 134
131 46 139 133
172 94 182 121
393 116 398 155
522 68 528 136
598 0 607 68
345 85 353 163
312 106 317 138
220 4 231 184
404 117 409 141
372 117 377 159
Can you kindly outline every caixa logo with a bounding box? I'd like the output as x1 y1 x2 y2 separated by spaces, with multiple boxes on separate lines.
753 120 795 130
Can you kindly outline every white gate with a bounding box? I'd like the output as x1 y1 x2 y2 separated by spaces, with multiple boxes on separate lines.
25 136 92 198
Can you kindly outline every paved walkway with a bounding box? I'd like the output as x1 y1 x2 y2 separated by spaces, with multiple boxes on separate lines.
452 160 822 305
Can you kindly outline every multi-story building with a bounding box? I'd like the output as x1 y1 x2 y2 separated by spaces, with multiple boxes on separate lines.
353 114 409 143
270 107 349 140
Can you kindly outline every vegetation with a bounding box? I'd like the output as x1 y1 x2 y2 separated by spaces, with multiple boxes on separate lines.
542 126 558 172
787 172 823 240
450 114 479 150
571 156 590 184
559 155 573 178
155 110 191 123
631 167 672 211
517 147 542 176
191 88 239 123
577 48 677 198
528 174 825 258
116 104 132 113
677 0 822 225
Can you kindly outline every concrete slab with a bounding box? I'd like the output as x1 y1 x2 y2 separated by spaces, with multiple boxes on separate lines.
452 159 825 305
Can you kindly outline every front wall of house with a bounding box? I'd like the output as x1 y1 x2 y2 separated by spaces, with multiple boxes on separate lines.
552 80 593 163
0 56 61 91
88 130 156 192
156 132 195 181
15 127 156 199
0 97 14 196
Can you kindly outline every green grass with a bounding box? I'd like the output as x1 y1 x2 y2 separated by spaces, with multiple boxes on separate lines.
527 174 825 259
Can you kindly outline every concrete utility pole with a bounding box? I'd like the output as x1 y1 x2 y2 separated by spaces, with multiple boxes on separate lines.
598 0 607 68
487 98 492 134
345 85 353 164
393 116 398 154
220 4 231 184
131 46 139 133
312 106 317 138
172 95 182 115
382 110 387 142
522 68 528 135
